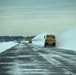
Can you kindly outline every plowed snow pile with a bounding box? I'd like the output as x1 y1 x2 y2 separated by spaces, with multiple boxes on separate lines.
0 41 18 53
33 27 76 51
57 27 76 51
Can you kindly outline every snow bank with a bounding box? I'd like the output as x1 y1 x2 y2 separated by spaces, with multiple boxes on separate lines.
57 27 76 51
0 41 18 53
21 40 29 43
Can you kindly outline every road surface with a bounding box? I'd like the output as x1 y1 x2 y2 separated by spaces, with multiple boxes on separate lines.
0 43 76 75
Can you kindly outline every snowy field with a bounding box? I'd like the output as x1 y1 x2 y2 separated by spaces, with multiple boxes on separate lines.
0 41 18 53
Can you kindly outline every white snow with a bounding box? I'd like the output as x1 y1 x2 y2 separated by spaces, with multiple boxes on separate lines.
0 41 18 53
21 40 29 43
32 27 76 51
57 27 76 51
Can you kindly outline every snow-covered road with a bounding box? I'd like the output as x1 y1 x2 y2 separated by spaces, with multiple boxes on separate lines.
0 43 76 75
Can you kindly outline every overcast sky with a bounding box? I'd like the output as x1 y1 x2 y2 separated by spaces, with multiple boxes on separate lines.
0 0 76 36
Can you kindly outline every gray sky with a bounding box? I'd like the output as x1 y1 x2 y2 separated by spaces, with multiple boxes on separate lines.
0 0 76 36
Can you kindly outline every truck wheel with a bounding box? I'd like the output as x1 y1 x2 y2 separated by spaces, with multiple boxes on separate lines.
44 43 47 47
53 43 56 47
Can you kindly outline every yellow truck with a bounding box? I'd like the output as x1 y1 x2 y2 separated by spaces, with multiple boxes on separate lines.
44 34 56 47
29 39 32 43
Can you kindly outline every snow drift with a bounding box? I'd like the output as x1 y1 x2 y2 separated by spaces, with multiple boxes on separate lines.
32 27 76 51
57 27 76 51
0 41 18 53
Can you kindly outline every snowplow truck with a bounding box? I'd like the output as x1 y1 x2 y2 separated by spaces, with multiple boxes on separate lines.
44 34 56 47
29 39 32 43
